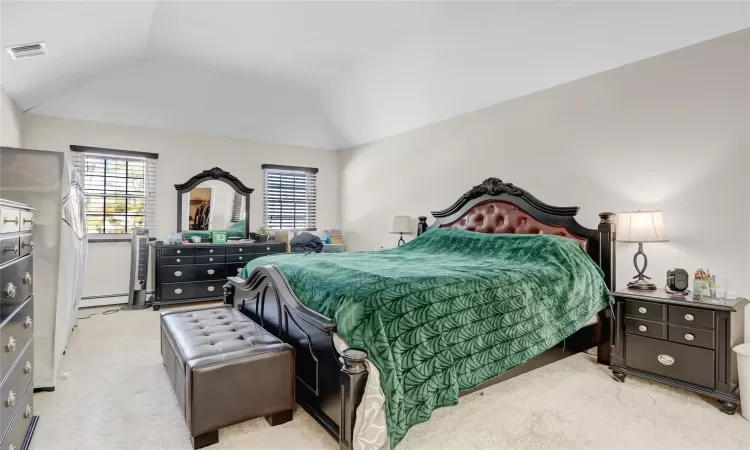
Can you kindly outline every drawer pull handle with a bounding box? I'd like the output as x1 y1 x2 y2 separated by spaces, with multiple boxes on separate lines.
207 269 215 275
684 333 695 341
23 361 32 374
3 217 18 225
5 337 16 353
638 307 647 314
5 391 15 408
209 249 214 253
2 244 18 254
21 241 33 250
239 248 243 252
209 257 213 262
3 283 16 298
174 288 183 294
23 316 32 329
238 256 243 260
23 272 32 285
207 286 215 292
177 250 181 254
23 217 33 225
23 404 32 418
657 354 675 366
638 325 648 332
174 271 182 277
684 313 695 321
266 247 270 251
176 258 181 263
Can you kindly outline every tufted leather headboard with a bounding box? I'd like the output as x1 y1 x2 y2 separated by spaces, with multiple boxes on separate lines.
442 200 588 250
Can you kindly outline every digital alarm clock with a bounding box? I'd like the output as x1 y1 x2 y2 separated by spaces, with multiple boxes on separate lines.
666 268 690 293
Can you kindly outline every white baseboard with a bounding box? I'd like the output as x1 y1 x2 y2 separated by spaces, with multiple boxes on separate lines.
80 296 128 308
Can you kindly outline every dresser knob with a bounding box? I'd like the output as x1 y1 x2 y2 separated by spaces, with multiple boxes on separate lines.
23 316 32 329
238 256 243 260
657 354 675 366
5 391 15 408
209 257 213 262
209 249 214 253
176 258 181 263
23 361 32 374
638 307 647 314
177 250 181 254
23 404 32 418
239 248 243 252
684 313 695 321
3 283 16 298
207 269 215 275
5 337 16 353
174 271 182 277
684 333 695 341
266 247 270 251
638 325 648 332
207 286 215 292
23 273 32 285
174 288 183 294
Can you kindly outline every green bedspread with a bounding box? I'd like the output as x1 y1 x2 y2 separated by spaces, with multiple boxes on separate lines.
239 228 610 447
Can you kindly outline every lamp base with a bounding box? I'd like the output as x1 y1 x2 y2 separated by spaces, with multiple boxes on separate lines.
627 278 657 291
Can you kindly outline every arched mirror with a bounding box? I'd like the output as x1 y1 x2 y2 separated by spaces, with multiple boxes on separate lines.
175 167 253 239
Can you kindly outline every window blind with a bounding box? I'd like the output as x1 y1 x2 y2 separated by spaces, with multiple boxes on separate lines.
71 146 158 238
262 165 318 230
231 191 245 223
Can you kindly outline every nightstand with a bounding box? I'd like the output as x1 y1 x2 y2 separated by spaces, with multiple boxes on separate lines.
610 289 748 414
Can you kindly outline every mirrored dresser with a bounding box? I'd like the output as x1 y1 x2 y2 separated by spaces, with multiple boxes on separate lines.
0 199 37 450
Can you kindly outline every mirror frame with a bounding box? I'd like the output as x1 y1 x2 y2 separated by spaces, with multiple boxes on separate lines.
175 167 253 238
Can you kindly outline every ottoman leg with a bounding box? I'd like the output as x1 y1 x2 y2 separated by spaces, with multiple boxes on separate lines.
191 430 219 449
265 410 293 426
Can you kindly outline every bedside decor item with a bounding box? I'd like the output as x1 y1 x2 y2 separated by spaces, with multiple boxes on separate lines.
211 231 227 244
191 236 201 243
389 215 412 246
666 268 689 295
168 232 182 245
255 226 269 243
617 210 668 290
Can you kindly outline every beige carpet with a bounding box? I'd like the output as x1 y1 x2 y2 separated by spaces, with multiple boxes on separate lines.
31 305 750 450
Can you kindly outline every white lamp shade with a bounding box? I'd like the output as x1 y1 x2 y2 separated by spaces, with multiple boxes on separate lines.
617 210 668 243
389 216 412 234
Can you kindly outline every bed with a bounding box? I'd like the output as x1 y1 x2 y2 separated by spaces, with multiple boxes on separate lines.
224 177 616 449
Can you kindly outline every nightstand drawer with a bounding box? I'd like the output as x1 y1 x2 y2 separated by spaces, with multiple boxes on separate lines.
668 305 714 329
624 299 666 321
668 324 714 350
625 317 666 340
626 334 715 389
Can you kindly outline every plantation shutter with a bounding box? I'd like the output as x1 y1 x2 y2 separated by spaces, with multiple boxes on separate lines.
71 146 158 238
230 192 245 222
262 164 318 230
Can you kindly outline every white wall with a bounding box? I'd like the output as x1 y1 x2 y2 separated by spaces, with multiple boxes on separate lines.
0 87 23 147
22 115 339 302
340 30 750 296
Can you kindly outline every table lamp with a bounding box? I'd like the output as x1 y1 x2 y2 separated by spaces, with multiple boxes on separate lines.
389 216 412 246
617 210 668 290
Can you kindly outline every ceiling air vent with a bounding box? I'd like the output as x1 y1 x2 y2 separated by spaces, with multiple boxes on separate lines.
5 42 47 60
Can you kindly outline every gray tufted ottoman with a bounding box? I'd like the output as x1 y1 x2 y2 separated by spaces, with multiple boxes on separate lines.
160 305 294 449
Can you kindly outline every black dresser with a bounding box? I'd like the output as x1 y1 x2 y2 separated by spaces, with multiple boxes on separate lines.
152 242 286 310
0 199 37 449
611 289 748 414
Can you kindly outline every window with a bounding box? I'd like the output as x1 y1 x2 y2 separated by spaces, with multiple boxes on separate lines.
262 164 318 230
71 146 158 238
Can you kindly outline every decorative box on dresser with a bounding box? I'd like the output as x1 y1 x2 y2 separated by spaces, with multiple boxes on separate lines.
611 289 748 414
151 242 286 310
0 199 38 450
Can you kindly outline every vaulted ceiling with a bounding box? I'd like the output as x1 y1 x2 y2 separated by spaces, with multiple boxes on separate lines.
2 1 748 149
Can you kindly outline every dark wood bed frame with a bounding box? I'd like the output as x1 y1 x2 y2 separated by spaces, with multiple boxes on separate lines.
224 178 616 450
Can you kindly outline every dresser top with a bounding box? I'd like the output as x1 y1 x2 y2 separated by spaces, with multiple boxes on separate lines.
0 199 34 211
151 241 284 248
614 289 748 312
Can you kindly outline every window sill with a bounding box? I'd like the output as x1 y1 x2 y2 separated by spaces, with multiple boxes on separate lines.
89 236 156 243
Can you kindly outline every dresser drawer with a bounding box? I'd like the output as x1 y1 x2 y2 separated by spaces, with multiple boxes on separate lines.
19 211 34 232
0 299 33 386
0 256 33 320
625 317 666 340
161 264 225 283
226 262 247 277
626 334 715 389
162 281 225 301
196 255 225 264
0 340 33 439
17 235 33 258
668 324 714 350
0 382 33 450
226 253 265 264
0 209 20 234
0 238 19 266
195 246 225 256
226 243 285 255
161 247 194 257
668 305 714 329
624 299 666 321
162 256 193 265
